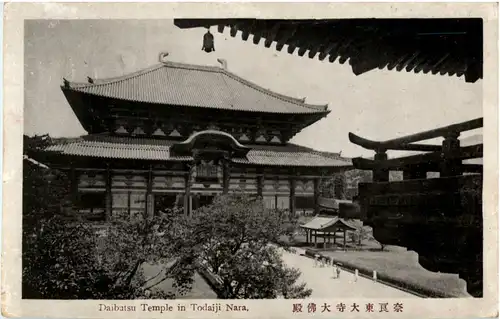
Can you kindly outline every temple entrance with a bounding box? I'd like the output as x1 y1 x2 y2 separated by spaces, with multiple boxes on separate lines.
154 193 183 215
192 194 214 210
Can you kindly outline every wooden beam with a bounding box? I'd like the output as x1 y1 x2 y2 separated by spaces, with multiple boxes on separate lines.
352 144 483 170
396 51 420 72
264 22 281 48
462 164 483 173
403 169 427 180
317 40 334 60
253 30 263 44
349 118 482 151
349 133 443 152
230 25 238 37
275 25 297 51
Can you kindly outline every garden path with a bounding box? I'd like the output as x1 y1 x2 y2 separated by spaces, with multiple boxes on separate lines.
280 247 419 298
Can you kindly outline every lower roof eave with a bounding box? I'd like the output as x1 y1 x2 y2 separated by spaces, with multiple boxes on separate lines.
36 151 352 170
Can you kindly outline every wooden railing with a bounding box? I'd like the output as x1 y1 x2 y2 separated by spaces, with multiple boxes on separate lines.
349 118 483 297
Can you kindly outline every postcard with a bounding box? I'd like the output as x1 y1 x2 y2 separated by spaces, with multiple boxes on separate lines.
2 2 498 318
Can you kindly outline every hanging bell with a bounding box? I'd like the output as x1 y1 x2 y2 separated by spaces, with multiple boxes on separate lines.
202 29 215 53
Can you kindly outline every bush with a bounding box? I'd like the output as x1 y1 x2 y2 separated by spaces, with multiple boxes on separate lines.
186 194 312 299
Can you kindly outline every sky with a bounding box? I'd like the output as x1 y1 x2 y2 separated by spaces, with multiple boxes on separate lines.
24 19 483 157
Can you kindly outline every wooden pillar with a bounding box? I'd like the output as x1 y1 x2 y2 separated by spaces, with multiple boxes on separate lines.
222 159 230 194
314 230 317 247
127 190 131 219
69 167 78 210
373 151 389 182
313 177 320 215
289 178 296 216
146 165 153 219
441 132 461 177
306 229 309 244
334 230 337 244
275 195 278 209
257 175 264 197
105 164 112 221
184 167 192 215
343 228 347 249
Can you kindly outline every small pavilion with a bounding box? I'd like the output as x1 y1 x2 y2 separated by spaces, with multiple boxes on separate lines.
300 216 358 249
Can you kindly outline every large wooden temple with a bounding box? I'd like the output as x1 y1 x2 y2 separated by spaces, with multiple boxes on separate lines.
35 57 352 220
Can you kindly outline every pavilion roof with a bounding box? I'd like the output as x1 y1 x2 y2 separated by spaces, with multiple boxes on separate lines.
174 18 483 83
300 216 358 231
62 61 329 115
43 134 352 168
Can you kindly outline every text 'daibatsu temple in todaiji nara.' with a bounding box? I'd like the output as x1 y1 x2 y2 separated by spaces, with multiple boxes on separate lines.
34 56 353 220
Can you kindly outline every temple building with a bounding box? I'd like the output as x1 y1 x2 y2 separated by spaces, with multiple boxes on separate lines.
36 56 352 220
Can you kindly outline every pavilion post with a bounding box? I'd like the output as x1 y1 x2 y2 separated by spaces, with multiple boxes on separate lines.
313 177 320 215
314 230 317 247
334 230 337 244
105 164 112 221
289 178 296 216
146 165 153 219
305 229 309 244
373 151 389 182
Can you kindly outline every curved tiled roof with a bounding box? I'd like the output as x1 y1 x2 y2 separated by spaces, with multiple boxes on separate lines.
44 135 352 168
300 216 358 231
63 61 329 114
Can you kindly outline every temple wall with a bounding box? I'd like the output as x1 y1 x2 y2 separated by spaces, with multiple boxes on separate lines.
78 173 106 191
75 167 320 219
152 176 185 193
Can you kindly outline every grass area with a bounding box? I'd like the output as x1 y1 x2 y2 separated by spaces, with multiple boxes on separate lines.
142 263 217 299
315 250 469 298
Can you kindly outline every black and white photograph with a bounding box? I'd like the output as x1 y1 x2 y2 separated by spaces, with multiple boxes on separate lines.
2 3 498 319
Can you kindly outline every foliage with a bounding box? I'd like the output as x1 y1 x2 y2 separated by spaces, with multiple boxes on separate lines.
22 208 197 299
22 134 196 299
348 225 373 246
186 194 312 299
23 135 72 223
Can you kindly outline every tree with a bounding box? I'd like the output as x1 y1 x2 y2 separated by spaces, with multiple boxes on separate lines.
22 134 196 299
184 194 312 299
22 211 196 299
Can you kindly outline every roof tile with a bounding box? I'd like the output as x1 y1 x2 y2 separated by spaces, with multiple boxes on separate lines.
65 62 329 114
45 136 352 167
